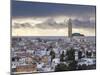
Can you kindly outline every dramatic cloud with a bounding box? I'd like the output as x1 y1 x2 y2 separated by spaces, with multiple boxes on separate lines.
11 0 96 36
72 19 95 29
35 18 66 29
12 17 95 29
12 22 34 28
33 18 95 29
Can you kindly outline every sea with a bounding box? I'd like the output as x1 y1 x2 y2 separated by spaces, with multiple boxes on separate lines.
12 36 96 42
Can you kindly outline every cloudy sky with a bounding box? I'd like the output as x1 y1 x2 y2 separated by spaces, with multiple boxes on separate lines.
12 0 96 36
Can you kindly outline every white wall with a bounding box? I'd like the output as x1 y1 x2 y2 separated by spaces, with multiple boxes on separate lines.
0 0 99 75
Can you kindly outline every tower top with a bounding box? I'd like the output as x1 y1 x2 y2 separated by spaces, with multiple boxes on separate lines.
68 18 72 25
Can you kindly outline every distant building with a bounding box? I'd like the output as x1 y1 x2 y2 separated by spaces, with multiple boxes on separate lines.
41 55 49 64
16 64 37 73
75 51 78 61
77 58 96 66
72 33 85 42
72 33 84 37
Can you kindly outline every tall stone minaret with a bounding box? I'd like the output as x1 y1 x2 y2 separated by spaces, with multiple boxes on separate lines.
68 18 72 38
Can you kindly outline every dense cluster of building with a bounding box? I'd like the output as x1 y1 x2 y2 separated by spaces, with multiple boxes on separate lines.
11 35 96 74
11 19 96 74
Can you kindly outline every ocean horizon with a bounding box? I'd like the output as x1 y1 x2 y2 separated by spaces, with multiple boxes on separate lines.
12 36 96 41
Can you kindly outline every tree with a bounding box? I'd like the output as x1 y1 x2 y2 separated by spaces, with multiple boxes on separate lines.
66 48 75 61
81 64 87 70
86 51 92 58
50 50 55 62
65 48 78 70
77 64 87 70
77 65 82 70
78 51 82 59
68 60 78 70
55 63 68 72
60 51 65 62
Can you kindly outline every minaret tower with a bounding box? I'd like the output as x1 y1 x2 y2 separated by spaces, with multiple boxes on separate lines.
68 18 72 38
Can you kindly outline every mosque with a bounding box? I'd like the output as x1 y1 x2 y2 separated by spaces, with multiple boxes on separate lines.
67 18 85 42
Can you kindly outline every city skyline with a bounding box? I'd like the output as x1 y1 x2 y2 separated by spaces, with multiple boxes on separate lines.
11 1 96 74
